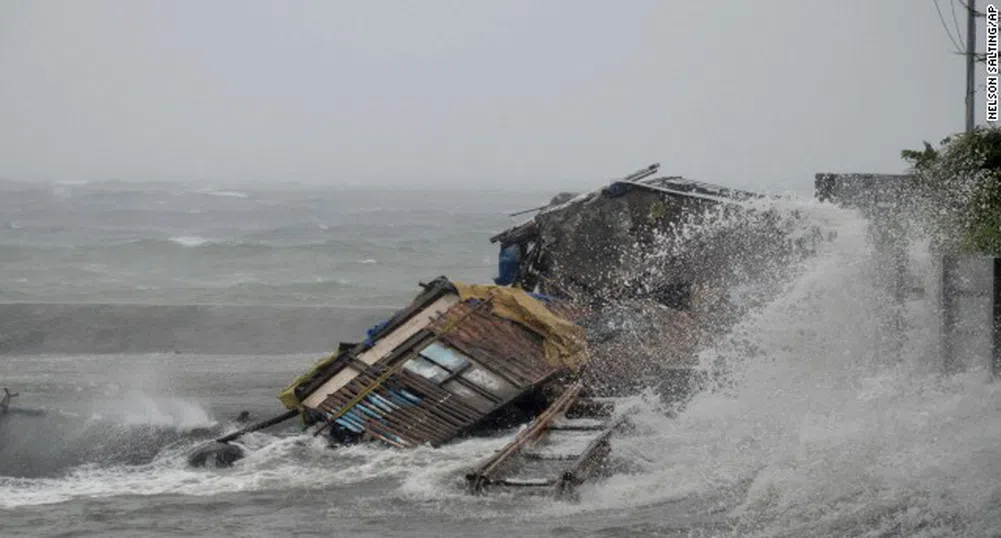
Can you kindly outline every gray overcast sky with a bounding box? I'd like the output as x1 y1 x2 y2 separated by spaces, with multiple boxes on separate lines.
0 1 977 193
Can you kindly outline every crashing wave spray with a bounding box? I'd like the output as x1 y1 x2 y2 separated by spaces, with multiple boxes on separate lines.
570 197 1001 536
581 194 835 398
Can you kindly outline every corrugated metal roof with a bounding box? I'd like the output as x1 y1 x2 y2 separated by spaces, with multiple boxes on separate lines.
313 296 570 447
491 174 759 244
430 301 558 387
638 176 757 200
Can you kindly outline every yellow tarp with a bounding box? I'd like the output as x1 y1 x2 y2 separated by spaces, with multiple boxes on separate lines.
278 350 341 411
452 282 590 372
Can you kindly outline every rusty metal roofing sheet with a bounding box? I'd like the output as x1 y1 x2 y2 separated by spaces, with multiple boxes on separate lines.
429 301 558 388
313 296 574 448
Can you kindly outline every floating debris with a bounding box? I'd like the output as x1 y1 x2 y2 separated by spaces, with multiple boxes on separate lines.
1 387 16 415
466 380 631 499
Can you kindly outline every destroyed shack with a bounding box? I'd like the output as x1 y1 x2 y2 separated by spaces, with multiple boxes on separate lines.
278 277 589 448
491 164 819 396
492 164 761 307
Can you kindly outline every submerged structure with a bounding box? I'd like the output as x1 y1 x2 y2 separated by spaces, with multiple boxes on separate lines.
278 277 590 448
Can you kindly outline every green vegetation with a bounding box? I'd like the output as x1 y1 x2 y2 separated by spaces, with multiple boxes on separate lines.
902 126 1001 255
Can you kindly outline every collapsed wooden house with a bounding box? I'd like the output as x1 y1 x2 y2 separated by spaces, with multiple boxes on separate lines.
266 277 632 496
278 276 591 448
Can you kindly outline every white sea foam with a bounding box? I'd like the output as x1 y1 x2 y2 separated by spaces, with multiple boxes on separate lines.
113 395 217 431
0 431 514 510
197 190 249 199
168 235 212 247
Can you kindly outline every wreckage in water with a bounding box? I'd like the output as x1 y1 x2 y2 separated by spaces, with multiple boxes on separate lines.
203 164 824 489
192 276 625 495
272 277 626 496
0 387 44 419
279 277 593 449
1 388 15 416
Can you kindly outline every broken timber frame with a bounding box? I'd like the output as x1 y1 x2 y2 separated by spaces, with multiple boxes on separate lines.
465 380 587 494
553 415 628 499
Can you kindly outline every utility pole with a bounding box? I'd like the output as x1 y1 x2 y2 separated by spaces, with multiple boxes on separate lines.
967 0 977 132
944 1 977 373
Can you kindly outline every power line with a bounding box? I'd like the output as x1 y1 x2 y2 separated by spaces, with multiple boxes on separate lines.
950 0 965 46
935 0 965 53
955 0 985 17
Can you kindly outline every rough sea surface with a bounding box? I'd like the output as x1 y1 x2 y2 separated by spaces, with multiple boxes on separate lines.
2 180 1000 537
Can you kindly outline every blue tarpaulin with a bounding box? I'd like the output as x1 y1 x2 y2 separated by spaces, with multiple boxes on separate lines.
365 319 391 347
494 244 522 286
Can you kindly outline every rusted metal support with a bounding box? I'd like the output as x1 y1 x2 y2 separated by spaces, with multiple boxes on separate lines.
466 380 583 494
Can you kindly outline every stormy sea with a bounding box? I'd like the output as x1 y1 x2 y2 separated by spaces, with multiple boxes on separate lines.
2 179 1000 537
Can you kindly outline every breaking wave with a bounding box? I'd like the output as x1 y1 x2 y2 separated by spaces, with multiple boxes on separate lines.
0 394 220 482
551 198 1001 536
167 235 214 247
0 417 518 510
196 190 249 199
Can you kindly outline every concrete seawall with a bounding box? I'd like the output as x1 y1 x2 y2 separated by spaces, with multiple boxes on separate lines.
0 303 396 355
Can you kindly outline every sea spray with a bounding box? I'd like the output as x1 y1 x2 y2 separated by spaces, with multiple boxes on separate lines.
562 199 1001 536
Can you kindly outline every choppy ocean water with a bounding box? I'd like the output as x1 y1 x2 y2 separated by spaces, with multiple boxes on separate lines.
2 180 1001 537
0 180 535 306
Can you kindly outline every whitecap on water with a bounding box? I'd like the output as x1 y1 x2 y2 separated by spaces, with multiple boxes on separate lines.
196 190 249 199
168 235 213 247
